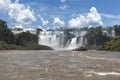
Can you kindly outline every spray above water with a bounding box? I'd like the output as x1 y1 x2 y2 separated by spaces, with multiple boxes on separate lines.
38 28 87 50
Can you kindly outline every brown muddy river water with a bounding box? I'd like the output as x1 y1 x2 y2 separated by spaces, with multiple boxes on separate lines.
0 50 120 80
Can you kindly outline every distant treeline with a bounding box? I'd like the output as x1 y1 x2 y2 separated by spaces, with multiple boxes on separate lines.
84 25 120 50
0 19 53 50
81 25 120 51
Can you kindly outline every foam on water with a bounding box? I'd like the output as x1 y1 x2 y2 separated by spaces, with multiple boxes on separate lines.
86 71 120 77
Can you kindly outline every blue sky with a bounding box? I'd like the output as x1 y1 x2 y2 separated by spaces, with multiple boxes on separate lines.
0 0 120 29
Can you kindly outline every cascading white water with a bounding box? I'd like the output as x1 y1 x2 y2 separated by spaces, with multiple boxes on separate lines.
68 37 77 49
39 35 51 46
79 36 84 46
78 31 87 46
38 30 87 50
39 31 64 48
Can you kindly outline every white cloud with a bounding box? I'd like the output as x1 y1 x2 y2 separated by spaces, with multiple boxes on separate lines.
87 7 103 26
38 14 49 26
14 25 23 28
102 14 120 19
69 15 87 27
42 20 49 26
47 27 51 30
59 4 68 10
8 1 36 26
24 28 35 32
60 0 66 3
53 17 65 27
0 0 36 28
0 0 11 11
37 25 46 31
69 7 103 28
70 13 78 17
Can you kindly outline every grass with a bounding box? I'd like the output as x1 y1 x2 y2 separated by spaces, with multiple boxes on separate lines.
0 41 53 50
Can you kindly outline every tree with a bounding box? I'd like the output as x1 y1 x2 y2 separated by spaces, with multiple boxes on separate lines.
0 19 15 44
36 28 43 36
13 27 23 31
114 25 120 36
15 31 38 46
85 26 112 47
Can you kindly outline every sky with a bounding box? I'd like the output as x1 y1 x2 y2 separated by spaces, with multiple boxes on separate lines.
0 0 120 30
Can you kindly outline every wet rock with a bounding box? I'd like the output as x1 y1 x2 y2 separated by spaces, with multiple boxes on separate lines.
72 46 88 51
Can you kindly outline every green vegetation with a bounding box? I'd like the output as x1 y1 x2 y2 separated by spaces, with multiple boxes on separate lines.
114 25 120 36
0 40 53 50
98 36 120 51
0 41 23 50
98 25 120 51
36 28 43 36
0 19 15 44
15 31 38 46
22 42 53 50
0 19 53 50
85 26 112 49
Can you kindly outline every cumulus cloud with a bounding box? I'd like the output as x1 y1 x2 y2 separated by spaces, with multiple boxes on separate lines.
0 0 11 10
38 14 49 26
53 17 65 27
0 0 36 28
69 15 87 27
42 20 49 26
59 4 68 10
60 0 66 3
8 1 36 27
87 7 103 26
69 7 103 28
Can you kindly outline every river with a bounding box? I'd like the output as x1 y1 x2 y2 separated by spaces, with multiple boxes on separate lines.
0 50 120 80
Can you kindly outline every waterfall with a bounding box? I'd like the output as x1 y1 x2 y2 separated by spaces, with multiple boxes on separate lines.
78 36 84 46
38 29 87 49
68 37 77 49
39 31 64 48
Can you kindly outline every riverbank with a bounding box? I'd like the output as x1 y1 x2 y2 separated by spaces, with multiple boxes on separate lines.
98 36 120 51
0 41 53 50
